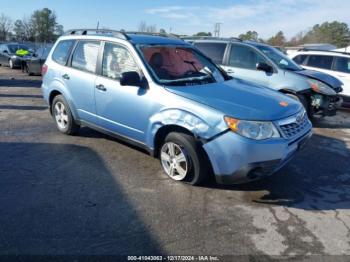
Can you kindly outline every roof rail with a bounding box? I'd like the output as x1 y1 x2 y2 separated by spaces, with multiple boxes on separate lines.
64 29 130 40
125 31 179 39
181 36 242 42
297 48 350 55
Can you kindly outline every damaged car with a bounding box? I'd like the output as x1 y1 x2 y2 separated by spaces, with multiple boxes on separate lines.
190 38 343 118
42 29 312 185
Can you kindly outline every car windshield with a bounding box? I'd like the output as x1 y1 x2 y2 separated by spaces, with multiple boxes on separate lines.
138 45 226 86
8 44 29 53
256 45 303 71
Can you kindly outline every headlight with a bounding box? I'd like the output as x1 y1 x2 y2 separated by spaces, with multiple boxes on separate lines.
224 116 280 140
307 79 336 95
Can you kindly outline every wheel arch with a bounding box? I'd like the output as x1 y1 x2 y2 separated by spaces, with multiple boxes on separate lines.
48 88 78 119
153 124 195 157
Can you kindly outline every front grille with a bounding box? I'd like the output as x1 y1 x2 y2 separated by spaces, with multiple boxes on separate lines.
278 111 310 139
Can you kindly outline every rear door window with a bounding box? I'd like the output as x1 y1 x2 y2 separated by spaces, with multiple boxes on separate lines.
306 55 333 70
333 57 350 73
193 42 227 64
293 55 307 65
229 44 266 69
71 41 100 73
52 40 75 65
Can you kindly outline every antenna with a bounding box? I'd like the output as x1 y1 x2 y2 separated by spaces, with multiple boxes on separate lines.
214 23 222 37
96 21 99 30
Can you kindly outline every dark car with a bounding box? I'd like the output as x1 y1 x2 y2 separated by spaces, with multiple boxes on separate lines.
0 43 30 68
25 44 53 75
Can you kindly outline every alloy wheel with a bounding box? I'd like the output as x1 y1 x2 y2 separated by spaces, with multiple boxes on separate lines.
160 142 189 180
54 102 69 130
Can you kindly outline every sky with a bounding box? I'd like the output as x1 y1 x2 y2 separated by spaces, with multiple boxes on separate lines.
2 0 350 39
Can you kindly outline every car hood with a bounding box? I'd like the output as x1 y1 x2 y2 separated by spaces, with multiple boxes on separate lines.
294 69 343 92
165 79 302 121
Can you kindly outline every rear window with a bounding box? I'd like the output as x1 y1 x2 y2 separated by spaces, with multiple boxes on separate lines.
52 40 75 66
306 55 333 70
293 55 307 65
193 42 227 64
333 57 350 73
71 41 100 73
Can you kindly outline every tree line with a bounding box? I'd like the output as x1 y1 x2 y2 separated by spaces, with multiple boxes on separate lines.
1 9 349 48
238 21 350 48
0 8 63 42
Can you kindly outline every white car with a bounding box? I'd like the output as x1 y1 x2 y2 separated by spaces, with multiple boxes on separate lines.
289 50 350 105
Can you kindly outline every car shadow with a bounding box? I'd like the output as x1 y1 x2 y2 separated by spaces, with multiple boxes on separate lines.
0 142 162 255
0 79 42 88
78 127 151 155
312 109 350 129
0 94 43 98
0 105 48 110
210 133 350 211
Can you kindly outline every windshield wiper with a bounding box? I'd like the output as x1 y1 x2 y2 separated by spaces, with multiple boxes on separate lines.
184 60 215 82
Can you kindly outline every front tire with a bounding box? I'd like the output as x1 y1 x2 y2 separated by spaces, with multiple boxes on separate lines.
159 132 209 185
286 93 312 117
52 95 80 135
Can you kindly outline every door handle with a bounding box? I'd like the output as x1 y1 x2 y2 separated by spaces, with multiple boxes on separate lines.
226 69 235 74
96 84 107 91
62 74 70 80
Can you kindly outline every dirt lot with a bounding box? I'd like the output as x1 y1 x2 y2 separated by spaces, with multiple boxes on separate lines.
1 66 350 259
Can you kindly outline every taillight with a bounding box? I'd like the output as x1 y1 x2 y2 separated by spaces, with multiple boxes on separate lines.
42 64 48 76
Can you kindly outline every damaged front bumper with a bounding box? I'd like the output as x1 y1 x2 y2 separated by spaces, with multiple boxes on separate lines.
203 126 312 185
311 93 343 116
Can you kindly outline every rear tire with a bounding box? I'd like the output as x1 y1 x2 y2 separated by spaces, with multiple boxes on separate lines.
159 132 210 185
52 95 80 135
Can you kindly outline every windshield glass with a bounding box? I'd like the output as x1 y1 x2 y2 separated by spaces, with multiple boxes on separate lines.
256 45 302 71
8 44 29 53
138 45 226 86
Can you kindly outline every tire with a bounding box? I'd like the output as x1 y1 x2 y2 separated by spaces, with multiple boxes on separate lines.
9 59 14 69
51 95 80 135
26 66 33 76
159 132 210 185
286 93 312 118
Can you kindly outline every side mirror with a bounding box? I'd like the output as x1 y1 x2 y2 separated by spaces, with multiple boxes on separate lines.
120 71 141 87
256 62 273 73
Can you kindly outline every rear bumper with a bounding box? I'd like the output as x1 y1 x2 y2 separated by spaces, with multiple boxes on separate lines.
203 128 312 185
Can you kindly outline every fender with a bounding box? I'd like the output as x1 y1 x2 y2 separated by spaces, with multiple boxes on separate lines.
47 78 79 120
146 108 226 149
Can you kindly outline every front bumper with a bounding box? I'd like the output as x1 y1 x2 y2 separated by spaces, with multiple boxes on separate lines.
203 128 312 184
311 93 342 116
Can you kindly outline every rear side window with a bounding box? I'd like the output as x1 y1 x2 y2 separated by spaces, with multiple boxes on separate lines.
333 57 350 73
293 55 307 65
52 40 75 65
71 41 100 73
194 42 227 64
306 55 333 70
229 44 265 69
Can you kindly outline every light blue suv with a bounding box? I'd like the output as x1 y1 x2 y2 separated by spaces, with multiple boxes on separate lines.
41 29 312 185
